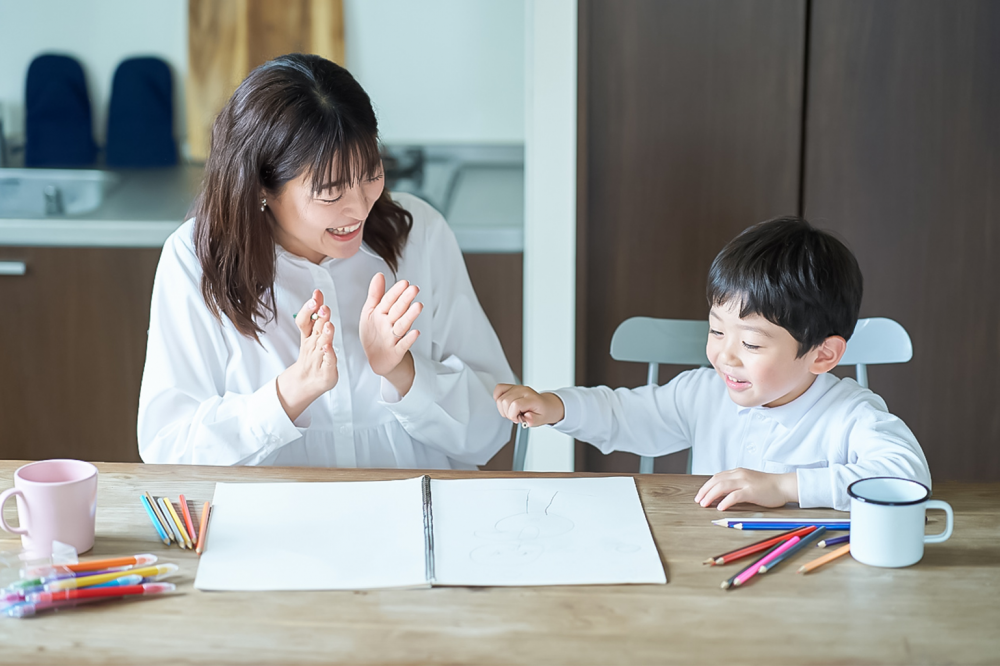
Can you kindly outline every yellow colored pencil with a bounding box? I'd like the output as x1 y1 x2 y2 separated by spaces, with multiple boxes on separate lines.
162 497 193 549
44 564 179 591
798 543 851 574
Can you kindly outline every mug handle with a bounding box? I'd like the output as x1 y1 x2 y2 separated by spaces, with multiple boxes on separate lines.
0 488 29 536
924 499 954 544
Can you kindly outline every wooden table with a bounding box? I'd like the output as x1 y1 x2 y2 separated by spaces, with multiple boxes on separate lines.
1 461 998 665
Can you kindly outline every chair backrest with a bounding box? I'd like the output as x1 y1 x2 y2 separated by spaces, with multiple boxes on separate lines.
611 318 709 473
838 317 912 388
106 57 177 167
25 54 96 167
608 316 912 472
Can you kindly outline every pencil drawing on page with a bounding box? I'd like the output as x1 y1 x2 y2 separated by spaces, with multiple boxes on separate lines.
469 489 575 566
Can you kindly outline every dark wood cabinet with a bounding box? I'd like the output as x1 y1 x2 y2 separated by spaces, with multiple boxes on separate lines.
0 247 161 463
576 0 1000 481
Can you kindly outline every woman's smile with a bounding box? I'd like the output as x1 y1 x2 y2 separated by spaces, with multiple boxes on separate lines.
327 221 363 240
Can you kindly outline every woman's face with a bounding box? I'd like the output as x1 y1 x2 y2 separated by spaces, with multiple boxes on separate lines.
268 162 385 263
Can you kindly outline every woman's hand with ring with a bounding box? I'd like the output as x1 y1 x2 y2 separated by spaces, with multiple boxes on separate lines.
360 273 422 394
276 289 339 420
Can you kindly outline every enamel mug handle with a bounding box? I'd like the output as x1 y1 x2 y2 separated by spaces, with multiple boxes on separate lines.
0 488 29 536
924 499 954 544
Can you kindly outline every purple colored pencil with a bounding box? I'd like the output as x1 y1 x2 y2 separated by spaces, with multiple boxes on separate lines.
817 534 850 548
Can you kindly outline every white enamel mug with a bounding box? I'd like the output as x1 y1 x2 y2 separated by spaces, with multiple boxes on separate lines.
848 477 953 568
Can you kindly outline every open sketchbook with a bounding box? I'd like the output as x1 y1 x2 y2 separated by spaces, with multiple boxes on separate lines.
194 476 666 591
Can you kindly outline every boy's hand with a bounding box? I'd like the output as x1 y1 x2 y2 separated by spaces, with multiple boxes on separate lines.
493 384 565 427
694 469 798 511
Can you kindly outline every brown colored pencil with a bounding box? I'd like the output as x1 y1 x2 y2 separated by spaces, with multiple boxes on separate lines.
798 543 851 574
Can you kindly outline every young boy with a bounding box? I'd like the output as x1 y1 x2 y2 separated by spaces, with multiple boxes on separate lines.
494 216 930 511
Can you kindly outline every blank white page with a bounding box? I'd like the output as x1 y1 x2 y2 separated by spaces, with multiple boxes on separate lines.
431 477 666 586
194 478 428 591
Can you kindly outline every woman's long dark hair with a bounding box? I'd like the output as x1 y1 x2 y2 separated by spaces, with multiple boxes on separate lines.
194 53 412 340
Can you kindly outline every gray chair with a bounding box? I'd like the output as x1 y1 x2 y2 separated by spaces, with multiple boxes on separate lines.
609 316 913 474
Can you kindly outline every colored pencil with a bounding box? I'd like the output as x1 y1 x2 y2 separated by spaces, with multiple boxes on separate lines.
798 543 851 574
179 494 198 543
734 536 801 587
163 497 193 548
139 495 170 546
159 497 190 548
156 497 185 546
703 525 816 566
721 541 784 590
712 518 850 527
818 534 851 548
758 527 827 573
44 564 179 591
196 504 213 555
195 502 211 555
144 491 175 543
729 521 851 532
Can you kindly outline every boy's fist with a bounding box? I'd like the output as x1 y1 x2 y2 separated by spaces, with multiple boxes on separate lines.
493 384 566 427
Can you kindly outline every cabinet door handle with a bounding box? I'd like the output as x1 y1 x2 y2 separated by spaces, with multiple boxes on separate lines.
0 261 27 276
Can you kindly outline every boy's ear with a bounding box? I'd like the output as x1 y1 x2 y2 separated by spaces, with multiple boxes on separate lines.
809 335 847 374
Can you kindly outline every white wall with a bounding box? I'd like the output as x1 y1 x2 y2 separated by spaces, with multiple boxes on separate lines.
522 0 576 472
0 0 524 153
344 0 524 145
0 0 188 150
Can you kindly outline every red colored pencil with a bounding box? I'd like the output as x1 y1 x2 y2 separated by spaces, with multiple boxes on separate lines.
704 525 816 566
179 494 198 543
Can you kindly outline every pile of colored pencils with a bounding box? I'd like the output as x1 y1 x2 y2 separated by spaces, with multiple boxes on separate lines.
140 492 213 554
1 554 178 618
706 518 852 590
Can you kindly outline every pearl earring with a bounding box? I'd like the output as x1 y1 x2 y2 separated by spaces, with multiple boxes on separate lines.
260 197 267 212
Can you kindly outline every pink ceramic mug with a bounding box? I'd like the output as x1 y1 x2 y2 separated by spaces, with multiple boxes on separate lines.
0 459 98 556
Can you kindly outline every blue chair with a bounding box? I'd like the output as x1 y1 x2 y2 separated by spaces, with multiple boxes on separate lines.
25 54 97 167
105 57 177 167
609 316 913 474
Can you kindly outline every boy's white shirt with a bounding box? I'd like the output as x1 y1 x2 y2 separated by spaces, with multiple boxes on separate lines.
137 192 515 469
551 367 930 510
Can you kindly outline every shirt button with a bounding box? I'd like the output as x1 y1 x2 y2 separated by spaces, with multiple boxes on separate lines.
339 425 350 435
747 444 757 453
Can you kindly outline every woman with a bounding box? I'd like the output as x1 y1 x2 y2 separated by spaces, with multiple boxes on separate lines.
138 54 515 469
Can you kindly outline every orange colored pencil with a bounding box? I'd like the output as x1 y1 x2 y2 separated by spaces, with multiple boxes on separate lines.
798 543 851 574
179 494 198 543
704 525 816 566
195 503 212 555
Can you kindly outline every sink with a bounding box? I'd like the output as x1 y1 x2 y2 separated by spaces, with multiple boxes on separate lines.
0 168 120 218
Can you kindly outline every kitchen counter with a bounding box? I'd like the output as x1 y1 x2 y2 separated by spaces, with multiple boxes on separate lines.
0 157 523 253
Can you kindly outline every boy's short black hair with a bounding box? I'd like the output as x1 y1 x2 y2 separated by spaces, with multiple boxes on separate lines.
707 216 863 357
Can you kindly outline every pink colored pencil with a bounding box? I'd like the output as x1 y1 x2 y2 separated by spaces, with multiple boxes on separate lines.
733 536 801 587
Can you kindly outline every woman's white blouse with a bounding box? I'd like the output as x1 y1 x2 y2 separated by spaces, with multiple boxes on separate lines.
138 193 515 469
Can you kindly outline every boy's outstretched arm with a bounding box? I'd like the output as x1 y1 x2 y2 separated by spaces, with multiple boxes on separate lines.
694 469 799 511
494 383 566 427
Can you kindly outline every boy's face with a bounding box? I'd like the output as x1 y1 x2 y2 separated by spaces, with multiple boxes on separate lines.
706 301 820 409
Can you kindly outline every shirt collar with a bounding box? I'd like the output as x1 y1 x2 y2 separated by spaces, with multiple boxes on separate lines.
734 373 836 429
275 242 381 265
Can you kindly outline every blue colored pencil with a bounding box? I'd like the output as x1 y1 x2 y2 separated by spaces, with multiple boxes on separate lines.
140 495 171 545
758 527 827 573
817 534 851 548
732 522 850 531
721 541 785 591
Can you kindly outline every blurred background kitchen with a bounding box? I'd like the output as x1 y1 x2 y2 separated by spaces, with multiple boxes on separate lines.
0 1 997 483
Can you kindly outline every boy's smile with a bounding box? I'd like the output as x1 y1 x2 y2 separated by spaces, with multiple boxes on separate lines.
706 301 822 409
